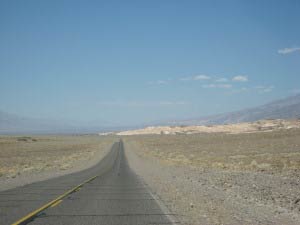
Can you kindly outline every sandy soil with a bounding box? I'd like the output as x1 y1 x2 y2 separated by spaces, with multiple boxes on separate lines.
123 128 300 225
0 135 117 191
2 129 300 224
114 119 300 135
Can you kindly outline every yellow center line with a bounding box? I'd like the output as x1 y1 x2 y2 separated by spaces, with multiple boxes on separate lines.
11 175 99 225
50 199 63 208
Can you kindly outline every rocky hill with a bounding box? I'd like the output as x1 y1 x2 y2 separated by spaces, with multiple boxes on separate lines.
177 94 300 125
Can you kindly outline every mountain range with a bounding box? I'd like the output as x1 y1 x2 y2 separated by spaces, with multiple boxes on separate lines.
1 94 300 134
172 94 300 125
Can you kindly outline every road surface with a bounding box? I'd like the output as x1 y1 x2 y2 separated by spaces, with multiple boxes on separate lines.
0 140 178 225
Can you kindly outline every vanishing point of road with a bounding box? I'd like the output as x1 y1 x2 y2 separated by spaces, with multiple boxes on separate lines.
0 140 179 225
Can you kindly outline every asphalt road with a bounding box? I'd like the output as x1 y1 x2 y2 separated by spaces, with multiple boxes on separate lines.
0 140 178 225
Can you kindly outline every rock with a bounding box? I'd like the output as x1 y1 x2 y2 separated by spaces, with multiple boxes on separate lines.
294 198 300 204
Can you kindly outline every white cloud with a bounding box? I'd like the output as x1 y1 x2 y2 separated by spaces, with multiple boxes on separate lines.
231 86 275 94
202 84 216 88
202 84 232 89
230 87 249 94
232 75 248 82
255 85 274 93
261 87 274 93
157 80 167 84
218 84 232 88
278 47 300 54
216 78 228 82
240 87 248 91
254 85 265 89
194 75 211 80
180 74 210 81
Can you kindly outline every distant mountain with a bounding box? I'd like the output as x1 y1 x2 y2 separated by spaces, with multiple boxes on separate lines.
172 94 300 125
0 111 73 134
0 111 121 134
2 94 300 134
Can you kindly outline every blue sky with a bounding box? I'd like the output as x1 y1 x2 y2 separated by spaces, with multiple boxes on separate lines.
1 0 300 126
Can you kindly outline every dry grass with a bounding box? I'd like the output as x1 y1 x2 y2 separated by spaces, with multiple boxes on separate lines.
0 135 117 178
123 128 300 172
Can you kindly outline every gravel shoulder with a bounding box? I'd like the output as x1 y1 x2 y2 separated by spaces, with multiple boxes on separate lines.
124 129 300 225
0 135 117 191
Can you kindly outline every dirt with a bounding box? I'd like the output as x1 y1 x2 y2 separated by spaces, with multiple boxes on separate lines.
123 128 300 225
2 129 300 224
114 119 300 135
0 135 117 191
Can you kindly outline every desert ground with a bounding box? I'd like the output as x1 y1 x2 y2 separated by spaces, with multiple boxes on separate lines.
0 135 117 191
115 119 300 135
124 127 300 225
1 122 300 224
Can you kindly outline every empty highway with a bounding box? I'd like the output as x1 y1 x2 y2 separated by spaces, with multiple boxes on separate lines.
0 141 178 225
